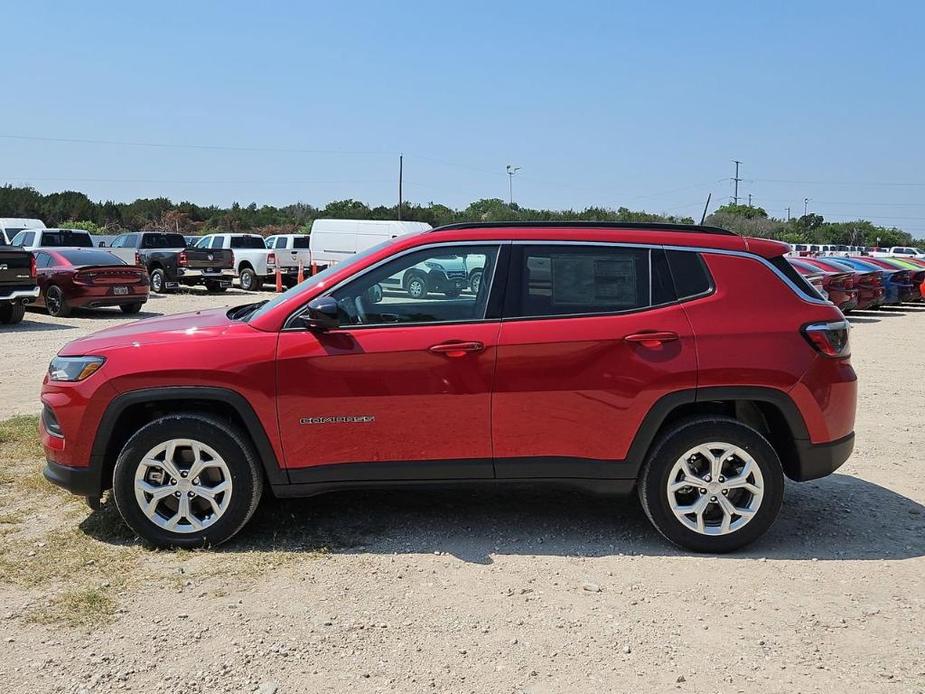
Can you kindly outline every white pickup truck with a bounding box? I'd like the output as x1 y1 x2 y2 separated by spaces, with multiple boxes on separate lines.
265 234 313 279
194 233 284 291
870 246 924 259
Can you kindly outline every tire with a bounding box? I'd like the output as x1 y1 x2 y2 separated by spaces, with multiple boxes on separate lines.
204 281 227 293
469 269 483 295
239 267 261 292
45 285 72 317
0 301 26 324
120 302 143 315
149 268 167 294
406 274 428 299
637 416 784 553
111 414 264 548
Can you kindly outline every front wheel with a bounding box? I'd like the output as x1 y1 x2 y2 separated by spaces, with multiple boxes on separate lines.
469 269 483 295
0 301 26 324
637 416 784 553
111 414 264 548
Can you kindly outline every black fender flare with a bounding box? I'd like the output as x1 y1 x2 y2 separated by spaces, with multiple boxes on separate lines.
623 386 810 476
90 386 289 490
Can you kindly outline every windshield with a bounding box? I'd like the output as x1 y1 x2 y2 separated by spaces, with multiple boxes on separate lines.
244 238 397 322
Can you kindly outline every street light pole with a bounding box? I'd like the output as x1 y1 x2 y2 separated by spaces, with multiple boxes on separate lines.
506 164 521 206
803 197 810 216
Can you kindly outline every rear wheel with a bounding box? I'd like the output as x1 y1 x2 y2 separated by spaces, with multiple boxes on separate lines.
637 417 784 553
120 302 143 315
239 267 262 292
406 274 428 299
45 285 71 317
0 301 26 324
111 414 263 548
149 268 167 294
469 269 483 295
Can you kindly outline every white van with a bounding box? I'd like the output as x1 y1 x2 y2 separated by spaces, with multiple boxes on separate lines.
308 219 432 269
0 218 45 245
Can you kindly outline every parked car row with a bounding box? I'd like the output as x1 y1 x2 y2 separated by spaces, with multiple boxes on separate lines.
788 252 925 313
789 243 925 259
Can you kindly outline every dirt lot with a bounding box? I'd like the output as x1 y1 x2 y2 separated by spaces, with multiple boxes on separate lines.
0 298 923 693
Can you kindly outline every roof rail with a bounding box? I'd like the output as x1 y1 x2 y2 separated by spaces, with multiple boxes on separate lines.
428 221 738 236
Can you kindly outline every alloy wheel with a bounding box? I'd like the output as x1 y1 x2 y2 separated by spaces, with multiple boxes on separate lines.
666 442 764 536
133 438 233 533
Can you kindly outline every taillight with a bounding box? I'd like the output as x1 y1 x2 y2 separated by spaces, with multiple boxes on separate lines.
134 252 142 266
178 251 188 267
802 321 851 358
29 254 36 279
267 252 276 266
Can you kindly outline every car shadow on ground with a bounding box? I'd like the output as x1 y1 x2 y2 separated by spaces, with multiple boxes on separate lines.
79 472 925 564
847 314 880 324
4 315 74 331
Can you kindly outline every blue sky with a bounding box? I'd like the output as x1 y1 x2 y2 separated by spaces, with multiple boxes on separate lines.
3 1 924 232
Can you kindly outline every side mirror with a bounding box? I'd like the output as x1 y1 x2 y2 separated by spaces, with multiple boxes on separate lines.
300 296 339 330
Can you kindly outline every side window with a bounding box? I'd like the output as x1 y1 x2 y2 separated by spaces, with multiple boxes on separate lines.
666 250 712 300
327 245 499 327
509 245 652 318
210 236 224 249
111 235 125 248
35 252 52 268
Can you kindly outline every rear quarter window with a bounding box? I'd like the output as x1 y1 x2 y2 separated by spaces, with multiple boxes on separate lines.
770 255 823 300
666 250 712 299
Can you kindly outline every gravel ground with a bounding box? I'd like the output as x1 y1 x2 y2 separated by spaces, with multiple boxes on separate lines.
0 299 923 693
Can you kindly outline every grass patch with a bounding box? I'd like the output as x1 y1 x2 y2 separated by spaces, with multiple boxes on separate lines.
0 415 42 463
27 586 116 627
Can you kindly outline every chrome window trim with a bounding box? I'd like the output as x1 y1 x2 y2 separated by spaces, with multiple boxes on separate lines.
283 240 507 331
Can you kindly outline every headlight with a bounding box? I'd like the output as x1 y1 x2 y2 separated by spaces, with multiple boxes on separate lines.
48 356 106 382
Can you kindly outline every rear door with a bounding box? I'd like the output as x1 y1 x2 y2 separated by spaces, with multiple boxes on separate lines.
491 243 698 478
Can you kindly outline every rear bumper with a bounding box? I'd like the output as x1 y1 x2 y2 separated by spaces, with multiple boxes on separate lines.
43 458 103 497
0 286 40 303
791 432 855 481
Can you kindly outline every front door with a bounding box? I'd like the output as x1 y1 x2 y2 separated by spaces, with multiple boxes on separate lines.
492 243 698 477
276 242 503 482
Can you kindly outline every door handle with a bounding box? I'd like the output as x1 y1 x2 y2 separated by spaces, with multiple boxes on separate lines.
429 341 485 357
624 331 679 348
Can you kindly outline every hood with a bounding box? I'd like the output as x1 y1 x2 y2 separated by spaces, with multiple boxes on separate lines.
58 307 238 356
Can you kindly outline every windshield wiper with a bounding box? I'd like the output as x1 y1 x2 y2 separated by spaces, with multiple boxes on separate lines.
227 300 269 321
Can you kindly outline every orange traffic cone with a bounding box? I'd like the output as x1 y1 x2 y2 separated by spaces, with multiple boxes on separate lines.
311 262 318 276
275 268 283 293
297 261 304 284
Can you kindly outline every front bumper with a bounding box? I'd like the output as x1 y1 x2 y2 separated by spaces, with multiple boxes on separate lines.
791 432 855 481
43 458 104 497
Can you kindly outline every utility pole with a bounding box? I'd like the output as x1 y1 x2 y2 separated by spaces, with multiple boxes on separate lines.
398 154 403 220
506 164 521 206
732 160 742 205
803 197 810 216
786 207 791 221
747 193 752 207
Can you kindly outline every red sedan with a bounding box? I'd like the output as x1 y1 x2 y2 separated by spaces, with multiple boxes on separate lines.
33 248 150 317
789 258 859 312
798 257 885 310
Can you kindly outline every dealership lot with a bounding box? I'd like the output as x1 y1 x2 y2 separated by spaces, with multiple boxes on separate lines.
1 298 924 692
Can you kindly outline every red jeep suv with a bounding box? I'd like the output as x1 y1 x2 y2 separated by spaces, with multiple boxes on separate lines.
40 222 857 553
